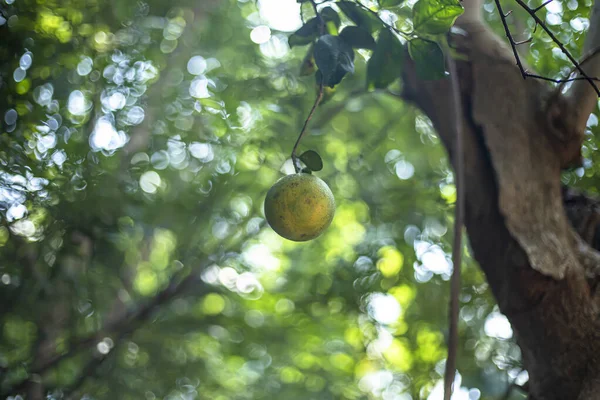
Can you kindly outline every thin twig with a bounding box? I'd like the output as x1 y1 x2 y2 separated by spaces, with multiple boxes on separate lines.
532 0 553 13
291 2 326 173
514 0 600 95
309 0 324 35
443 49 465 400
529 74 600 83
494 0 528 79
558 46 600 91
514 37 533 45
495 0 600 95
291 82 325 172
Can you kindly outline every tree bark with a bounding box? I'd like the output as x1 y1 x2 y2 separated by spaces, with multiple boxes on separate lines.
400 13 600 400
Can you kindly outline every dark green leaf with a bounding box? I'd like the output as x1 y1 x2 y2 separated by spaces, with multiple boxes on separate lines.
408 38 447 80
299 150 324 171
314 34 355 87
412 0 464 35
336 1 382 33
366 29 404 90
379 0 404 6
321 6 341 28
288 18 319 47
339 26 376 50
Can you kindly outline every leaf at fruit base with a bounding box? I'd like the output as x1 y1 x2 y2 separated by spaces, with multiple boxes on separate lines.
366 29 404 90
288 18 319 47
379 0 404 7
408 38 446 80
336 1 382 33
339 26 376 50
299 150 324 171
412 0 463 35
314 34 355 87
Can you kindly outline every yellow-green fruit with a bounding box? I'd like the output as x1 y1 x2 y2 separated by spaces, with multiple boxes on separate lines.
264 173 335 241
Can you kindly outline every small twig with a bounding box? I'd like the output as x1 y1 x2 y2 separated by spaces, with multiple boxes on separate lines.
494 0 600 95
533 0 553 13
291 82 325 172
514 37 533 45
291 2 326 173
309 0 324 35
579 46 600 70
558 46 600 92
515 0 600 95
494 0 528 79
520 0 600 95
531 74 600 83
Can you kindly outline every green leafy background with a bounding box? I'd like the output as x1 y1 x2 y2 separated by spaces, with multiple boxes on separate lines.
0 0 597 399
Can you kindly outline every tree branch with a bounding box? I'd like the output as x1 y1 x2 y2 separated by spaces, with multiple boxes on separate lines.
566 0 600 133
493 0 600 96
0 267 211 397
512 0 599 96
455 0 483 25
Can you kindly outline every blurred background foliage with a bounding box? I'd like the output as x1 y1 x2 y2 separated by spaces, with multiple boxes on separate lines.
0 0 597 399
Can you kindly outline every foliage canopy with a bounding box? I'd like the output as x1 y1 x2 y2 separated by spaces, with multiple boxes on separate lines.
1 0 598 399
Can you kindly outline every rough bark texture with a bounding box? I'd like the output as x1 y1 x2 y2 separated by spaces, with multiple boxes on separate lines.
401 20 600 400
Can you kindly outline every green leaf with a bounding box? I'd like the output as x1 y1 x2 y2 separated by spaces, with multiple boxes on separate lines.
339 26 376 50
337 1 382 33
321 6 341 28
366 29 404 90
379 0 404 7
288 18 319 47
408 38 446 80
412 0 464 35
322 6 341 35
299 150 323 171
314 34 355 87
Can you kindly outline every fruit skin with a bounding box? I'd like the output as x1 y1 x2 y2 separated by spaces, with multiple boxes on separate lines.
264 173 335 242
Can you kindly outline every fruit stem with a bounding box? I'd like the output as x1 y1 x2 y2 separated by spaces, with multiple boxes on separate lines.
292 81 325 173
309 0 325 36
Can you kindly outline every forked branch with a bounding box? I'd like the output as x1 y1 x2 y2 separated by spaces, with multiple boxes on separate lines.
567 0 600 132
496 0 600 92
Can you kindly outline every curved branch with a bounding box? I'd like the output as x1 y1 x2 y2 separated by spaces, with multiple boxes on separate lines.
1 268 211 397
566 0 600 133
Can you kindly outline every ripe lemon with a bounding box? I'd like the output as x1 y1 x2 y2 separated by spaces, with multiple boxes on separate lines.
264 173 335 241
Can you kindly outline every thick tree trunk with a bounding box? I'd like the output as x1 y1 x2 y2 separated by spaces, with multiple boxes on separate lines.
401 17 600 400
